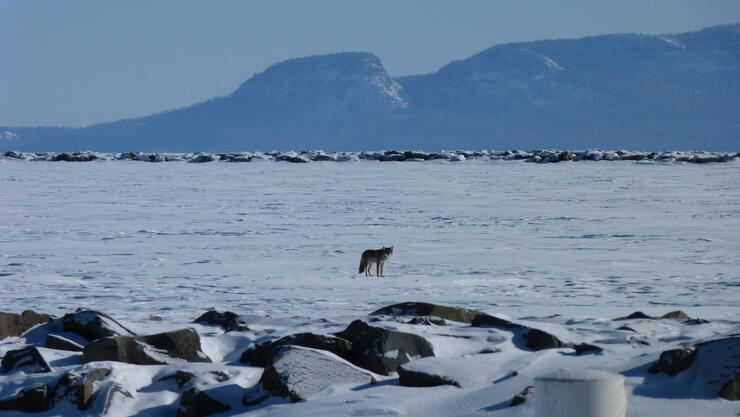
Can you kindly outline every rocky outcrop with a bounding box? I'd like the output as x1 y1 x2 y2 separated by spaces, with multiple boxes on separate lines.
472 313 567 351
371 302 483 324
45 334 85 351
82 328 211 365
259 346 375 402
510 386 534 406
0 383 51 413
176 387 230 417
648 335 740 400
335 320 434 375
62 310 136 342
193 311 248 332
240 332 352 367
1 346 51 373
0 310 52 340
51 367 111 409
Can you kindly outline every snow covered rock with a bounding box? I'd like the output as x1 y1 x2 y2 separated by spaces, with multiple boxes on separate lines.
189 154 214 163
51 367 111 410
1 346 52 373
371 301 483 324
240 332 353 367
82 328 211 365
193 310 249 332
335 319 435 375
62 310 136 342
648 335 740 400
45 334 84 352
472 313 567 351
260 345 375 402
510 385 534 406
53 152 98 162
0 310 52 340
0 383 51 413
177 387 231 417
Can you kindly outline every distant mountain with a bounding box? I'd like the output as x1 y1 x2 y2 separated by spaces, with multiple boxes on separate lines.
3 24 739 152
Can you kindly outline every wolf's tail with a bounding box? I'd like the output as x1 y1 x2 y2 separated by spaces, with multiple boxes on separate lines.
358 256 366 274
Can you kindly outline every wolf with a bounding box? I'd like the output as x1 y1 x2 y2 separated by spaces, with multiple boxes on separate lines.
358 246 393 277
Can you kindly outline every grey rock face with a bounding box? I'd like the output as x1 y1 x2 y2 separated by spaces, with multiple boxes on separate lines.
0 383 50 413
1 346 51 373
260 345 374 402
51 367 111 410
335 320 435 375
193 311 248 332
62 310 135 342
371 302 483 324
82 328 211 365
240 332 353 367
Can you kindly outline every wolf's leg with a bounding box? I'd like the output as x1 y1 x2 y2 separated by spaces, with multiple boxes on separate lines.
376 262 380 277
380 261 384 277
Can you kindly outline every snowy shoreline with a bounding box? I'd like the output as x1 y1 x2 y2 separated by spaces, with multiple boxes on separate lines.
3 149 739 163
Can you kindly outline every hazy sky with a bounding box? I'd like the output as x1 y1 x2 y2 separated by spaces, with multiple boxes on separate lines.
2 1 739 127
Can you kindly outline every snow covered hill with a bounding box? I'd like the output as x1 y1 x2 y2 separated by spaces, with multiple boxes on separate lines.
2 24 739 152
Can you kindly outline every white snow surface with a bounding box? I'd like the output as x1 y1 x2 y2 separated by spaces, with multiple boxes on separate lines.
1 159 739 416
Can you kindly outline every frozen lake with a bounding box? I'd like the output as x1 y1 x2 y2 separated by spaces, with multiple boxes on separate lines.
2 159 738 323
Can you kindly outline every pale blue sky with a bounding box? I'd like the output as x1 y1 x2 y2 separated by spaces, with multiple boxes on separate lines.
2 0 739 127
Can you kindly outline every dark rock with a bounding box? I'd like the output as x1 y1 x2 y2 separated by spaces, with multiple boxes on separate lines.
335 320 435 375
159 370 196 389
661 311 690 320
380 152 406 161
648 336 740 400
407 316 447 326
177 387 230 417
62 310 135 342
510 386 534 407
573 343 603 355
0 312 21 340
3 151 23 159
311 153 334 161
614 311 654 321
470 313 523 330
193 311 248 332
82 328 211 365
51 367 111 409
101 384 134 415
242 388 270 407
686 318 711 325
719 372 740 401
397 365 460 387
46 334 85 351
617 325 636 332
648 347 697 376
1 346 51 373
189 154 213 163
0 310 52 340
241 332 352 367
0 383 50 412
478 347 501 354
522 328 568 350
371 302 483 324
404 151 428 159
260 345 374 402
472 313 566 351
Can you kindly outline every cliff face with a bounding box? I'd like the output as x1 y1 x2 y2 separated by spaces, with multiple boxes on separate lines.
3 24 739 152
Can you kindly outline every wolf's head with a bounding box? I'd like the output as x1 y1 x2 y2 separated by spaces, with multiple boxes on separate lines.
382 246 393 256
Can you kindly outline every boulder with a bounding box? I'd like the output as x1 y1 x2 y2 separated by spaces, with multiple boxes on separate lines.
1 346 51 373
335 320 434 375
177 387 230 417
82 328 211 365
158 370 230 390
51 367 111 409
648 336 740 400
3 150 23 159
100 384 134 415
62 310 135 342
472 313 567 351
510 385 534 406
0 383 51 412
240 332 352 367
46 334 85 351
406 316 447 326
260 346 374 402
371 302 482 324
573 343 603 355
193 311 248 332
0 310 52 340
397 364 460 387
613 310 698 322
189 154 213 163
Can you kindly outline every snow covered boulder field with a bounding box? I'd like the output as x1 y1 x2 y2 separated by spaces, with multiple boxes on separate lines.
1 158 739 416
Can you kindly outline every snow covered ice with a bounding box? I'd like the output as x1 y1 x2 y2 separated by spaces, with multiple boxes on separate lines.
1 158 739 416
